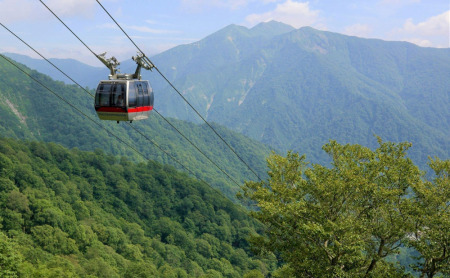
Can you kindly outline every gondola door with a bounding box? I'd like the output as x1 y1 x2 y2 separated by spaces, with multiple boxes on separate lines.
136 81 145 120
127 81 137 121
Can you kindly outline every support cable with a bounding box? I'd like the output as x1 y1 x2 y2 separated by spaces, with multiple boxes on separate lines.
36 1 253 185
0 53 141 156
0 22 93 97
0 53 222 196
38 0 98 58
95 0 262 181
1 21 241 187
153 109 241 186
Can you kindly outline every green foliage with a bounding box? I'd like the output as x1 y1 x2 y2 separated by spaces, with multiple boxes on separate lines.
242 138 448 277
0 231 22 278
0 137 272 277
0 56 271 202
407 158 450 277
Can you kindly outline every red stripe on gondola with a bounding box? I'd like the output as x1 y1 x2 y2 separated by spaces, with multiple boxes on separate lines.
128 106 153 113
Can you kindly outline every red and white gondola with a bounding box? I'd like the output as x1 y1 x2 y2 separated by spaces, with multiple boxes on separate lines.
94 52 154 123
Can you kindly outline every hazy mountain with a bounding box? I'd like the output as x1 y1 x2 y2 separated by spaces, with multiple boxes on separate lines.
147 21 449 166
2 52 107 89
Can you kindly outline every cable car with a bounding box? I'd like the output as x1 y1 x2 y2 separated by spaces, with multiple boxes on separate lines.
94 52 154 123
95 80 154 122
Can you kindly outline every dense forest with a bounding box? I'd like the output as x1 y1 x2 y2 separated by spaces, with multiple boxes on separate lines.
0 137 276 277
1 136 448 277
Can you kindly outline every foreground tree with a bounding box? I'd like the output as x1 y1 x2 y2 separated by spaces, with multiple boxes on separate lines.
242 138 448 277
408 158 449 278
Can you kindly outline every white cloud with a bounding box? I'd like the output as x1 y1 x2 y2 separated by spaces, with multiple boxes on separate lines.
0 0 97 23
392 10 450 47
343 23 372 37
401 11 449 37
46 0 96 18
181 0 281 11
405 38 432 47
245 0 320 28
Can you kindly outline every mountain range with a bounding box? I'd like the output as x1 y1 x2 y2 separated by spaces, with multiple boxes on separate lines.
4 21 448 168
150 21 450 166
0 55 271 201
1 21 449 277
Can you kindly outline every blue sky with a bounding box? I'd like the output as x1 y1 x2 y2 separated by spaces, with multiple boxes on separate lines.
0 0 448 66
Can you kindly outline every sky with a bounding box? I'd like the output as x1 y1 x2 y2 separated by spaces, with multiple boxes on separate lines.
0 0 449 66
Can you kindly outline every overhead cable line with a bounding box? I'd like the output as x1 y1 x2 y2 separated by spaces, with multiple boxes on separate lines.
0 22 93 97
1 20 241 187
95 0 262 181
0 53 142 156
0 53 223 196
36 0 250 186
38 0 98 58
148 109 241 186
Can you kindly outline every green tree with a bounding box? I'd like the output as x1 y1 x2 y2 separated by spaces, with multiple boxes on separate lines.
124 261 158 278
408 158 450 278
0 231 22 278
31 225 78 255
243 269 264 278
242 139 426 277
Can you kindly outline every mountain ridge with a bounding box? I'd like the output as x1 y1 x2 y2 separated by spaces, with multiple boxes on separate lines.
3 22 448 167
149 23 449 166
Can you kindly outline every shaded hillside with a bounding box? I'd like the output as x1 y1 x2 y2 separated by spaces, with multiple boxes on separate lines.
0 137 274 277
0 56 272 200
147 21 449 166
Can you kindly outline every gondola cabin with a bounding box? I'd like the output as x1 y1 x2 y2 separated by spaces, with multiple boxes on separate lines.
95 80 154 122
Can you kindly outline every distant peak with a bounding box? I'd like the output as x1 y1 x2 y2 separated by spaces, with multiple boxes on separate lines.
251 20 294 30
250 21 295 37
298 26 315 31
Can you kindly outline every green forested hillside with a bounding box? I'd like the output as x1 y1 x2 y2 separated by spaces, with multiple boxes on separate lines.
146 22 449 167
0 137 274 277
0 56 272 200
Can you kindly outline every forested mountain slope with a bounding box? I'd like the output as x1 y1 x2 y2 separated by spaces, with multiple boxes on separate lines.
0 137 274 277
147 21 449 166
0 56 272 200
6 22 448 167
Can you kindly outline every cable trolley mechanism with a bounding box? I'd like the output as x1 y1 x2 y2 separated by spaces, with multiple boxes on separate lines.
94 52 154 123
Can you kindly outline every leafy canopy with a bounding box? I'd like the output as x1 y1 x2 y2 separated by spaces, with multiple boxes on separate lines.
242 138 449 277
